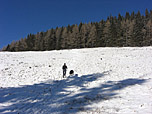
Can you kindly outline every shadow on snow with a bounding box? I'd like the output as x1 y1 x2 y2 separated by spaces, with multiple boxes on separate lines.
0 71 147 114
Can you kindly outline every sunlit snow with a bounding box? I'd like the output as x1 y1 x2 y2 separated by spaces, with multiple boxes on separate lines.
0 47 152 114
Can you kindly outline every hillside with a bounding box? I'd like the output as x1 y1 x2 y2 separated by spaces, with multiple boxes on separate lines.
0 47 152 114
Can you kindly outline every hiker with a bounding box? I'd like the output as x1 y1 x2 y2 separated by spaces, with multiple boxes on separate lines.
62 63 67 78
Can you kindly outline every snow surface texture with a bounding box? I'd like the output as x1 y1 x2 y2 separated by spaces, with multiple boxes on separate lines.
0 47 152 114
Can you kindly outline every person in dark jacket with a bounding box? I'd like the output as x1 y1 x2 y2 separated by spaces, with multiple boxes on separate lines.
62 63 67 78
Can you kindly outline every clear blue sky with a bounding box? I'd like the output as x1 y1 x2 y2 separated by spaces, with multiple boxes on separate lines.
0 0 152 49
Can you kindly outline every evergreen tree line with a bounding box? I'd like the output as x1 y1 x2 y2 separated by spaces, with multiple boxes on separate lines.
2 9 152 51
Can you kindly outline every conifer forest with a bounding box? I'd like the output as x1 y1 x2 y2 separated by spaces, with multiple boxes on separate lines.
2 9 152 51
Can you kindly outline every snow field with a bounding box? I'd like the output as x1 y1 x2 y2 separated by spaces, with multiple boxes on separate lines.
0 47 152 114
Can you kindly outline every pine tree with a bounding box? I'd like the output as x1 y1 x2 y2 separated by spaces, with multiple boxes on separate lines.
118 13 123 21
132 11 144 46
87 24 97 47
55 27 63 50
145 9 149 19
34 33 41 51
43 29 53 50
79 22 83 32
96 20 105 47
6 44 10 51
125 12 130 20
61 27 68 49
131 11 135 20
26 34 35 51
70 24 79 48
49 29 56 50
9 41 16 51
110 16 118 46
40 32 45 51
144 19 152 45
80 23 88 48
103 19 111 46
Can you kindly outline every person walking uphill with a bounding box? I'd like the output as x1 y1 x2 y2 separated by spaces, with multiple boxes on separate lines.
62 63 67 78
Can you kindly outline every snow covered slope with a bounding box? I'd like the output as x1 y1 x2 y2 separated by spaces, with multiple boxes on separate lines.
0 47 152 114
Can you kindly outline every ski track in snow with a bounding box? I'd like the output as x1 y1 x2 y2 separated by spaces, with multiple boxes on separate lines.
0 47 152 114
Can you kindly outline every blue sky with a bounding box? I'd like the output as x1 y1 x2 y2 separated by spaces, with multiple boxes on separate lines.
0 0 152 49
